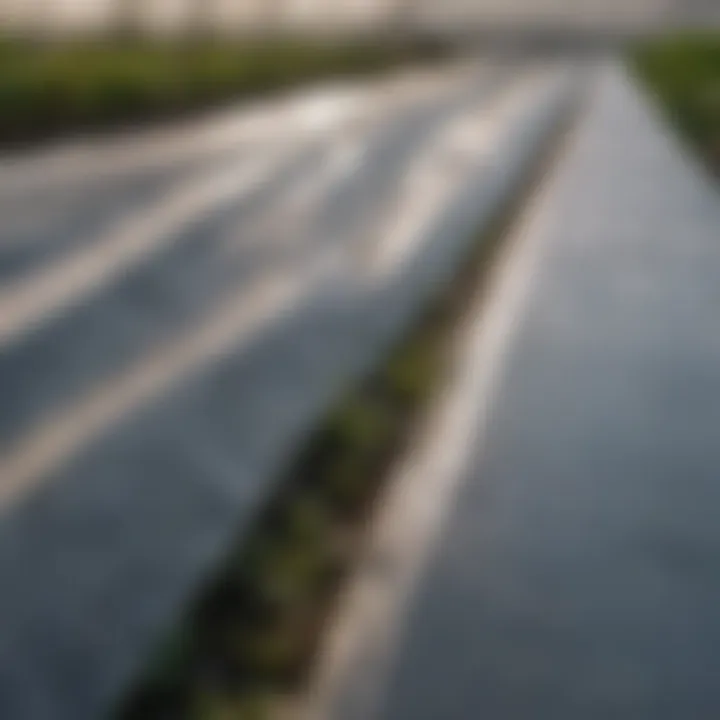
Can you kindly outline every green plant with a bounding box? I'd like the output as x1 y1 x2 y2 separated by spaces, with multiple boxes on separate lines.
633 33 720 170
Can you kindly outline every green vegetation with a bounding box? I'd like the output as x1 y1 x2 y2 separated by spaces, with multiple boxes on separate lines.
116 259 458 720
116 79 578 720
0 39 447 145
633 33 720 172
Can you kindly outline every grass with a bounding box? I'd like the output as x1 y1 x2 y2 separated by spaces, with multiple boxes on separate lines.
115 77 579 720
0 38 449 146
115 280 453 720
632 33 720 172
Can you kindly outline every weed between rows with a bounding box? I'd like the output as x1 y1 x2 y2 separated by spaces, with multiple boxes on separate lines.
117 85 580 720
